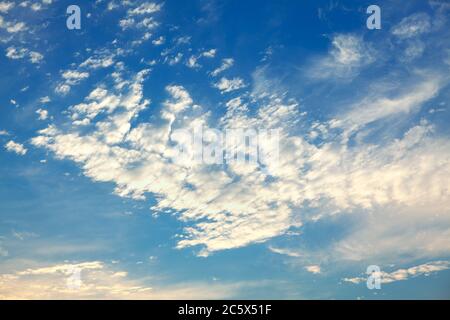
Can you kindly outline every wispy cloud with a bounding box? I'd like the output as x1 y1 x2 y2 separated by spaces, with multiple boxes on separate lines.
211 58 234 77
391 13 431 39
5 47 43 64
0 261 253 299
269 246 301 258
344 261 450 285
337 72 442 131
307 34 375 80
214 77 246 93
36 108 49 121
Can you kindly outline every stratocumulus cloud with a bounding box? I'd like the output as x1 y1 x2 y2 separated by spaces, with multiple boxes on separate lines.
29 1 450 259
32 65 450 257
2 0 450 300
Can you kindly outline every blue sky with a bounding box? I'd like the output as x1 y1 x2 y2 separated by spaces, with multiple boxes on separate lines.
1 0 450 299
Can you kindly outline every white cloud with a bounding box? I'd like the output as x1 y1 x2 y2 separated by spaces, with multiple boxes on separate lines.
17 262 104 276
337 74 441 130
119 18 135 30
211 58 234 77
136 17 159 30
0 1 14 13
332 35 364 65
175 36 191 45
119 2 162 31
391 13 431 39
18 1 29 8
214 77 246 93
30 2 41 11
12 230 38 240
186 55 200 69
0 130 9 136
40 96 51 104
127 2 162 16
152 36 165 46
5 47 43 64
107 1 119 11
55 84 71 95
87 88 108 101
308 34 375 80
62 70 90 85
36 108 49 120
167 53 183 65
343 261 450 285
32 72 296 255
32 65 450 260
202 49 217 58
5 47 27 59
268 246 301 257
305 265 321 274
6 21 27 33
402 40 425 61
164 85 193 113
0 261 250 299
186 49 217 69
5 140 27 155
80 55 114 69
54 70 90 95
29 51 43 64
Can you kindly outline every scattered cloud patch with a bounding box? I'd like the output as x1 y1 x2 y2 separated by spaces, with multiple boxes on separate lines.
211 58 234 76
40 96 51 104
308 34 375 80
268 246 301 258
80 55 114 70
62 70 90 85
5 140 27 155
152 36 165 46
344 261 450 285
29 51 44 64
186 49 217 69
36 108 49 121
0 1 14 13
6 21 27 33
5 47 43 64
214 77 246 93
5 47 28 59
202 49 217 58
127 2 162 16
391 13 431 39
55 84 71 95
305 265 321 274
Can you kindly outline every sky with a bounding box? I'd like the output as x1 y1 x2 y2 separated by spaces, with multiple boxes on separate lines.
0 0 450 299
